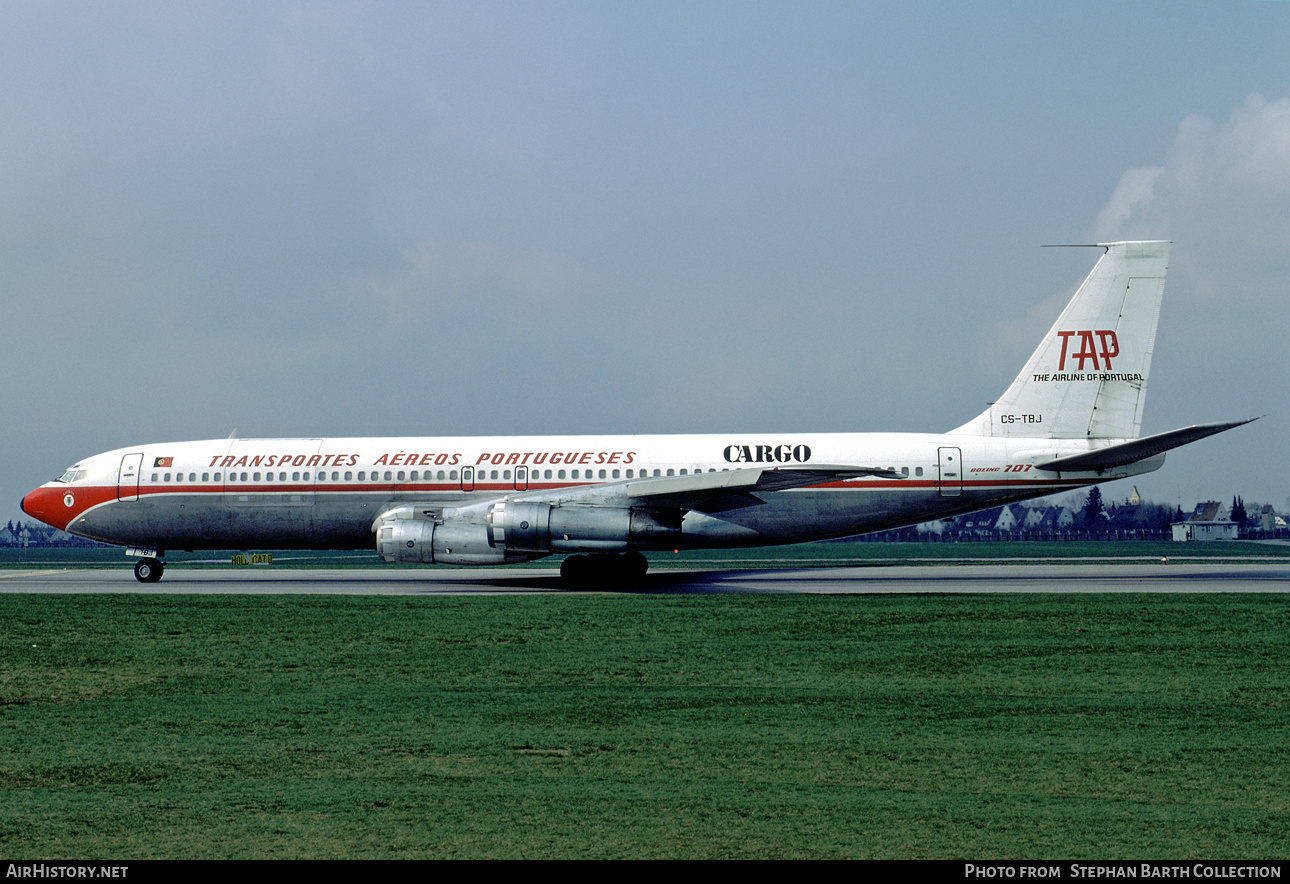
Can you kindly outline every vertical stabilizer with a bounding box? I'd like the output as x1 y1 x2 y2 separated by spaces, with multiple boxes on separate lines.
951 241 1169 439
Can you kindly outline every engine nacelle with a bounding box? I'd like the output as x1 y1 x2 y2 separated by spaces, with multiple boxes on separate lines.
374 507 541 565
487 502 682 553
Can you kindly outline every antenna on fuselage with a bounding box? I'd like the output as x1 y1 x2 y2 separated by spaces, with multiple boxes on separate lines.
227 428 238 439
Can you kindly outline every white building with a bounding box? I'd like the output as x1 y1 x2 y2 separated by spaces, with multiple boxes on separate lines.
1171 501 1238 542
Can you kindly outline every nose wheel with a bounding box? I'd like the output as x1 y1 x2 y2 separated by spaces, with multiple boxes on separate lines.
134 558 165 583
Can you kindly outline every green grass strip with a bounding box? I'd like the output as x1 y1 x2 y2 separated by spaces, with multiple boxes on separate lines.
2 593 1288 858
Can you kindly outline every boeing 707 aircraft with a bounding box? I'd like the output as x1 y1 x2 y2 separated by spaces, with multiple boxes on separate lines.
22 241 1251 583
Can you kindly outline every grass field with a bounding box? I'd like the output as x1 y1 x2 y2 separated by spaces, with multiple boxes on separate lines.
2 591 1288 858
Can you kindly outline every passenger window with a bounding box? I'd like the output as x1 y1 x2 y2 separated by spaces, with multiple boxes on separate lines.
213 473 221 482
202 473 209 482
612 469 620 479
599 469 607 479
345 471 353 481
915 467 924 477
558 470 566 479
397 471 405 481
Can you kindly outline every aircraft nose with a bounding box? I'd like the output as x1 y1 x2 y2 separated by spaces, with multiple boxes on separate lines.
21 486 74 531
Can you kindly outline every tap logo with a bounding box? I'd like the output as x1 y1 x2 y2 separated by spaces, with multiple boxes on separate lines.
1057 330 1119 370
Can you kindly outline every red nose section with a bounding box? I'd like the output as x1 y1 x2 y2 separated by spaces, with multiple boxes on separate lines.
21 486 76 532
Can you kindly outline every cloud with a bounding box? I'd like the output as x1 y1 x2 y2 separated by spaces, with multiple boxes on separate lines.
1094 166 1164 239
1087 94 1290 332
1093 94 1290 258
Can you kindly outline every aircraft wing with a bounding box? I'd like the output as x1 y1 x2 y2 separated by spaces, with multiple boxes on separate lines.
1033 419 1258 473
508 464 900 511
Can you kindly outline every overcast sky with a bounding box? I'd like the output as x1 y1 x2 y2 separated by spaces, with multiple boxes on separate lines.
4 1 1288 525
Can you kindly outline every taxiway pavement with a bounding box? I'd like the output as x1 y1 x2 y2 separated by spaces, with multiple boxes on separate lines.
2 562 1287 594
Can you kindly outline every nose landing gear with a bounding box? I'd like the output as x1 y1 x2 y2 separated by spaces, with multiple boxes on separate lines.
133 557 165 583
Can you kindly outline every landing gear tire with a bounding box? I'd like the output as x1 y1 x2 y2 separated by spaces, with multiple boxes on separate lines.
559 552 649 587
134 558 164 583
560 555 589 584
623 550 648 580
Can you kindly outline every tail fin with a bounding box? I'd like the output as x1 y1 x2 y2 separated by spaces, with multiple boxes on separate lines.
951 241 1169 439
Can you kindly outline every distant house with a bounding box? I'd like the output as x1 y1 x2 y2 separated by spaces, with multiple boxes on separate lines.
954 505 1019 535
1171 501 1238 542
1260 505 1285 532
1022 505 1075 533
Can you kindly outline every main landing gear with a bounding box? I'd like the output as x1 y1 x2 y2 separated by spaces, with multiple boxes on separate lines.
560 551 649 587
134 558 164 583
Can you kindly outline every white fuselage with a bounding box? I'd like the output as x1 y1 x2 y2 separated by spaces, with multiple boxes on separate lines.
28 431 1160 555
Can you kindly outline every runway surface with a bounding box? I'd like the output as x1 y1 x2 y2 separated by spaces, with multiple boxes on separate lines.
2 562 1287 593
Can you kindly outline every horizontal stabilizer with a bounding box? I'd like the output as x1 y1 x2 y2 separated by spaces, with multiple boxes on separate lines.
1034 419 1257 472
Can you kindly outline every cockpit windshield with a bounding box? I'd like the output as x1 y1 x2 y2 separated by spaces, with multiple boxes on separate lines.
58 468 89 483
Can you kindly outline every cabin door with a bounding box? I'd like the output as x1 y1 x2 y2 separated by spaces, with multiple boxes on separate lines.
937 447 963 497
117 453 144 502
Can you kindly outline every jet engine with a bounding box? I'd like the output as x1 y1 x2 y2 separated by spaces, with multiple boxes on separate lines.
374 507 535 565
374 502 683 565
486 502 682 552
